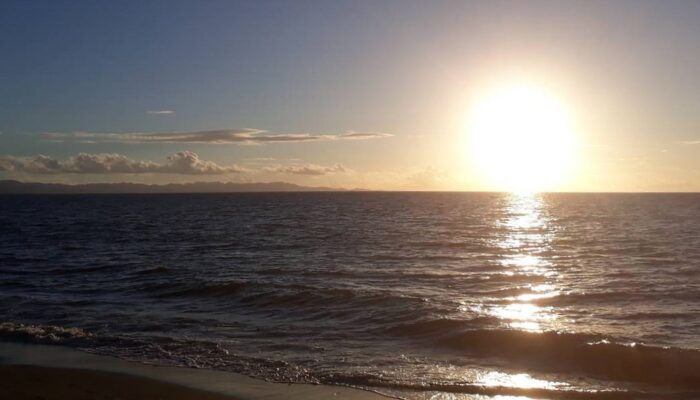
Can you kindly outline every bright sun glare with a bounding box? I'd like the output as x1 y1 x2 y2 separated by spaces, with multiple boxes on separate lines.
468 84 577 193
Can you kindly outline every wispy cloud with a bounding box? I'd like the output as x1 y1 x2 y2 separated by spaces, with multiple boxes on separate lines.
263 163 349 176
681 140 700 145
0 151 244 175
147 110 175 115
41 129 392 144
337 132 390 140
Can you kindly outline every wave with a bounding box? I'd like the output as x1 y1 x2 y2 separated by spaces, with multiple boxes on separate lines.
236 288 428 316
382 318 700 388
325 374 697 400
3 320 699 399
0 320 316 383
0 322 92 344
130 266 170 275
156 281 255 298
385 317 499 336
151 280 428 314
531 290 700 306
437 328 700 388
0 279 35 289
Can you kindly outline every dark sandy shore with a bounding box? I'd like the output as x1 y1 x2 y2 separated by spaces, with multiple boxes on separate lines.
0 365 239 400
0 342 388 400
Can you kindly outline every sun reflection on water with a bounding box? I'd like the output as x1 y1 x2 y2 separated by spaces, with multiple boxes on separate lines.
476 370 568 390
476 193 562 333
495 193 559 332
451 193 568 394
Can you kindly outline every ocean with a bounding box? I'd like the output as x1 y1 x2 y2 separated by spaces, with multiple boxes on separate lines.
1 192 699 399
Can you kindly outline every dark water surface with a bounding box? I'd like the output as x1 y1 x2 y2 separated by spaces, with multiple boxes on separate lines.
1 192 700 399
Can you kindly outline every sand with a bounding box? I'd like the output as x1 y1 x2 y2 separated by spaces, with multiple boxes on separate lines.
0 365 239 400
0 342 390 400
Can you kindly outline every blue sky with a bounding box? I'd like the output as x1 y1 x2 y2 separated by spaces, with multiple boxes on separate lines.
2 0 700 190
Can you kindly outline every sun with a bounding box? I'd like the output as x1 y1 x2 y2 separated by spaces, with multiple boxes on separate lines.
468 84 577 193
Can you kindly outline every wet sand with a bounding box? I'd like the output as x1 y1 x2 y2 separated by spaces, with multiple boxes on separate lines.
0 365 238 400
0 342 390 400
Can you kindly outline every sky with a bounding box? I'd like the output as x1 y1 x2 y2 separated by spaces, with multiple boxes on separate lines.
2 0 700 191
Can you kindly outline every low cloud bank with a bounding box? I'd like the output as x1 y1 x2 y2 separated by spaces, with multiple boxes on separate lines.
263 163 348 176
0 151 244 175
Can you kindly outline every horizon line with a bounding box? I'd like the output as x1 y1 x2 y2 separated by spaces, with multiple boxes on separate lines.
1 179 699 195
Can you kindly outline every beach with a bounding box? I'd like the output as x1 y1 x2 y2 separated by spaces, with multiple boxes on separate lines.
0 342 389 400
0 365 239 400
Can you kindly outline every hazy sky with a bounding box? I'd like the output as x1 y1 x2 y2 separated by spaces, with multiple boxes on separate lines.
2 0 700 191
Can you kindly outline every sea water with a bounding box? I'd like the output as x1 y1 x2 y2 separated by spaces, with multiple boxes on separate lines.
1 192 699 399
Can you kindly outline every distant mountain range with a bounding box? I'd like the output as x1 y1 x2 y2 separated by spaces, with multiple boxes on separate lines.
0 180 354 194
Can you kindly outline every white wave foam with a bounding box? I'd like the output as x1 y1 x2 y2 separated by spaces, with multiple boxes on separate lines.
0 321 91 343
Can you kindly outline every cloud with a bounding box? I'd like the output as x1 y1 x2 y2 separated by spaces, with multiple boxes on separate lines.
681 140 700 145
147 110 175 115
0 151 244 175
336 132 390 140
263 163 349 176
405 166 454 189
41 129 392 144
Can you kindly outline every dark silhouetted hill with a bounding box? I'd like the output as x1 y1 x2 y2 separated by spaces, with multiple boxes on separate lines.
0 180 352 194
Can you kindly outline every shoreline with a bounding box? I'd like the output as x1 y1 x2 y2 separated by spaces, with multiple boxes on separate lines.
0 365 240 400
0 341 391 400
